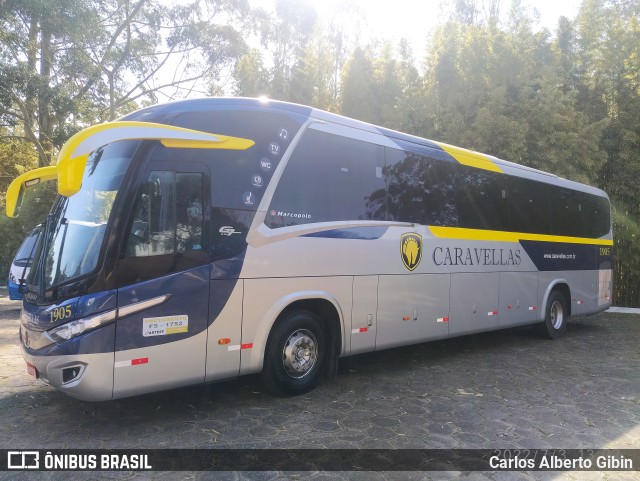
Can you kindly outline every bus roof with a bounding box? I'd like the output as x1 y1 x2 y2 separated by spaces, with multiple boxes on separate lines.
123 97 608 199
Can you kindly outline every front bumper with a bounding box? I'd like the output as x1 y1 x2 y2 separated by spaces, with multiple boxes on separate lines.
21 345 115 402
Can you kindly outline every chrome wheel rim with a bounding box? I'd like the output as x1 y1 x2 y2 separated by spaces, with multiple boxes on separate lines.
550 300 564 330
282 329 318 379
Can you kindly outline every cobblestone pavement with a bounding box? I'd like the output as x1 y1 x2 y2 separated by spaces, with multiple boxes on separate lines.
0 295 638 481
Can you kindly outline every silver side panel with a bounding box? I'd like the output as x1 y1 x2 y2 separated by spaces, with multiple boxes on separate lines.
205 281 243 382
240 277 351 374
239 222 610 368
498 271 539 327
376 274 450 350
539 270 602 318
112 330 207 399
350 276 378 355
448 272 499 336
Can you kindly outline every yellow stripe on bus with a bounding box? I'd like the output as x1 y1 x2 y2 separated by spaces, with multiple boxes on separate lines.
428 225 614 246
435 142 503 173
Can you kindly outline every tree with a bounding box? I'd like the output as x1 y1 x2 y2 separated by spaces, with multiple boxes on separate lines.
0 0 249 166
233 48 270 96
572 0 640 305
420 4 606 183
0 0 249 280
340 47 377 122
0 129 53 277
256 0 317 100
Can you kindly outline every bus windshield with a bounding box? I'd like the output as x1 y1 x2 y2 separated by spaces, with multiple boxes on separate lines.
29 141 138 291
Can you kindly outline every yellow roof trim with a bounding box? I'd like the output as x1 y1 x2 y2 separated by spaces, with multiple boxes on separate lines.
160 137 255 150
56 121 255 197
429 225 613 246
5 165 58 217
436 142 503 173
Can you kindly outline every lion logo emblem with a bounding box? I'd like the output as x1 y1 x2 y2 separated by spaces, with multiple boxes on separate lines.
401 233 423 271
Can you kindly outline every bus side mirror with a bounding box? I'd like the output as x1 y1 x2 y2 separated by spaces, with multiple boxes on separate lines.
5 166 58 218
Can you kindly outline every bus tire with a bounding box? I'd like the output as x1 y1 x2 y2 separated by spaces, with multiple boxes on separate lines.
535 290 568 339
261 309 326 396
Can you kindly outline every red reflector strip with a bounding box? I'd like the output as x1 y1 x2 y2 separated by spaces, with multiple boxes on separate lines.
351 327 368 334
488 311 498 316
436 317 449 323
115 357 149 368
241 343 253 350
507 305 513 309
528 306 537 311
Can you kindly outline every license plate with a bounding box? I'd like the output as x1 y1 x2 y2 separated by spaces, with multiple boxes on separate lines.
26 362 38 378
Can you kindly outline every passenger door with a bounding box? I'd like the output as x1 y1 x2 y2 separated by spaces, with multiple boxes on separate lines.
112 161 211 399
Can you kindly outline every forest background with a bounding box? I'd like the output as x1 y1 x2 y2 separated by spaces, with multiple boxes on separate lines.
1 0 639 306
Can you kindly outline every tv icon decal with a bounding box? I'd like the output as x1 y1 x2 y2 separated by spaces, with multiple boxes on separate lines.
269 142 280 156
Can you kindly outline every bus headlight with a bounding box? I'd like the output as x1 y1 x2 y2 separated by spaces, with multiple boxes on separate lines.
48 309 117 343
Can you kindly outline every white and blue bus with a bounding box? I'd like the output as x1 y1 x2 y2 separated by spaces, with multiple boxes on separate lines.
6 98 613 401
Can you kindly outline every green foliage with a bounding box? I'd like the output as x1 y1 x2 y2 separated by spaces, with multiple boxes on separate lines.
234 48 270 97
340 47 377 122
0 182 55 279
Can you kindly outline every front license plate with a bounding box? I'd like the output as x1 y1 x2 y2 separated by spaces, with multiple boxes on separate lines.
26 362 38 378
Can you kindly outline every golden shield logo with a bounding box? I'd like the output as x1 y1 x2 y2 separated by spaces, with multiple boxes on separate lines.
401 233 422 271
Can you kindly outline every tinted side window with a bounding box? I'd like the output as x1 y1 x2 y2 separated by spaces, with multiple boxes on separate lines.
508 177 551 234
126 171 206 257
583 193 611 238
176 173 205 252
267 129 385 227
382 148 458 226
550 187 586 237
456 166 508 231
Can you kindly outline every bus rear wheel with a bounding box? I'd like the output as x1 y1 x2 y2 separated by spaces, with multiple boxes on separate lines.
261 309 326 396
535 290 568 339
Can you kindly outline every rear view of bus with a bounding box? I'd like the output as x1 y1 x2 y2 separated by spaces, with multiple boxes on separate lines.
6 98 613 401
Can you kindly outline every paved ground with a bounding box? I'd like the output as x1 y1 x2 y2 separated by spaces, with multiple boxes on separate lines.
0 294 638 481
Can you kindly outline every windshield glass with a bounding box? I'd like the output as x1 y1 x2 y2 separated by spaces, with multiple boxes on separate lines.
30 141 137 289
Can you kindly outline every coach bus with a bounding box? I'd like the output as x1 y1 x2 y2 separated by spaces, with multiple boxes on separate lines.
5 98 612 401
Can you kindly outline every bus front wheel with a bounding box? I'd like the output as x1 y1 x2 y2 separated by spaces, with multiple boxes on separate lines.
536 290 568 339
261 309 326 396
